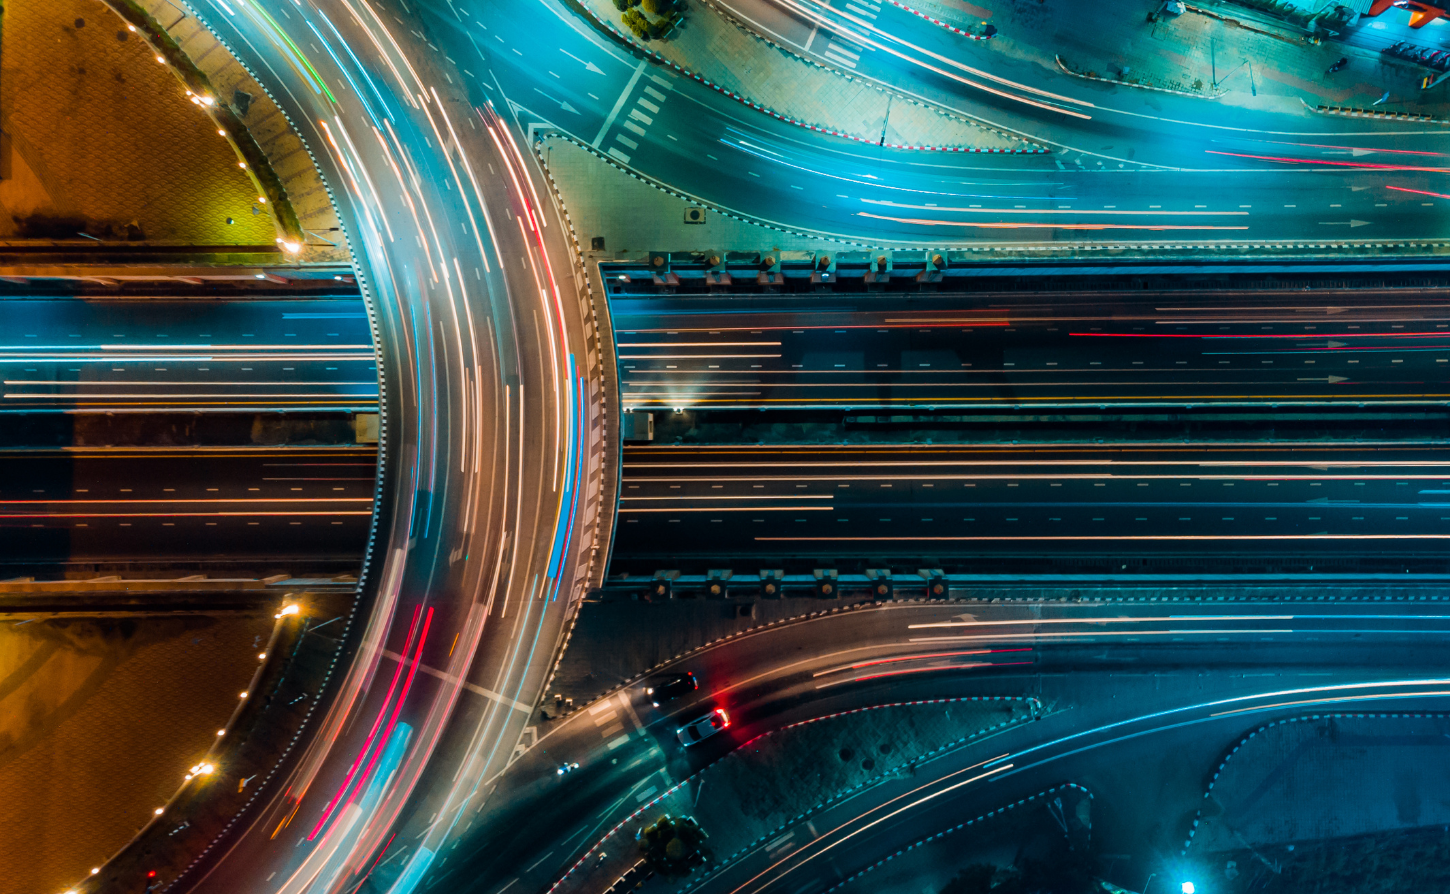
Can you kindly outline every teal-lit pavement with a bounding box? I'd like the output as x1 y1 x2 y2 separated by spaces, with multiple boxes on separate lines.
74 1 1450 893
433 0 1450 249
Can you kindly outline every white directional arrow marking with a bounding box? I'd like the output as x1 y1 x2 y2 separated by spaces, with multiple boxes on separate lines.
560 48 605 74
1318 220 1370 227
534 88 579 114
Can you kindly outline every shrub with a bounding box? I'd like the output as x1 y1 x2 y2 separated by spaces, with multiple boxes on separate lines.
622 7 650 38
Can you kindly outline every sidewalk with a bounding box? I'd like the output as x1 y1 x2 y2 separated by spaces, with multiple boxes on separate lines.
899 0 1450 117
0 0 276 246
0 614 274 894
132 0 350 263
572 0 1036 151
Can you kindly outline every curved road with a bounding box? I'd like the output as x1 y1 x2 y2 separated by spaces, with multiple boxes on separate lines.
99 1 610 892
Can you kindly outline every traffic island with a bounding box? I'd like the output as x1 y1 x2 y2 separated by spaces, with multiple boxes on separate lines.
566 0 1039 153
1184 712 1450 856
550 696 1038 894
831 783 1096 894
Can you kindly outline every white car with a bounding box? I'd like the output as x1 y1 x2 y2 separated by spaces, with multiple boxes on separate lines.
676 708 730 747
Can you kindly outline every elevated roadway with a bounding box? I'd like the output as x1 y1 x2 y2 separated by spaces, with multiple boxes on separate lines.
72 0 608 892
610 282 1450 414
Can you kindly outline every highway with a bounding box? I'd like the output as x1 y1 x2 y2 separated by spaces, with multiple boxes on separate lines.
610 286 1450 413
71 0 607 892
0 298 377 413
57 0 1450 890
611 443 1450 575
0 448 375 572
426 597 1450 894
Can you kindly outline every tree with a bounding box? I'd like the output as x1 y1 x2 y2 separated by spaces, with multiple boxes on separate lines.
637 815 710 876
641 0 672 15
621 8 650 39
613 0 630 10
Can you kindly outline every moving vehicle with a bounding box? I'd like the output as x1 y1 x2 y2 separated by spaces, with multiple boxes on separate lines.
676 708 730 747
647 672 698 707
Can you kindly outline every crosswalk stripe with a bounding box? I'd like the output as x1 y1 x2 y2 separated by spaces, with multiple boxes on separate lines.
616 135 639 150
608 147 632 163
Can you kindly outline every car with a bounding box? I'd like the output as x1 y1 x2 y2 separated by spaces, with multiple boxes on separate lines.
676 708 730 747
647 672 698 707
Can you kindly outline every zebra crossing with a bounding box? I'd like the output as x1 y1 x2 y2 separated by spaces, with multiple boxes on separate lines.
816 0 877 70
588 692 637 750
605 77 672 165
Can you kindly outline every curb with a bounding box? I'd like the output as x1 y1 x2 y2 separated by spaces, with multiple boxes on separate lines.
548 696 1040 894
570 1 1044 154
1306 99 1450 124
97 0 305 245
1180 710 1450 855
1055 55 1225 100
883 0 990 40
821 782 1094 894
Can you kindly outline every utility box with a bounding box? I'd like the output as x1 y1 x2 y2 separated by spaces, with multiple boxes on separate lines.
622 412 654 443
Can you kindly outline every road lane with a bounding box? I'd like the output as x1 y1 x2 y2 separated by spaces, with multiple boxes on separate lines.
0 448 376 569
72 0 609 892
0 298 377 413
611 289 1450 412
445 598 1450 894
612 444 1450 574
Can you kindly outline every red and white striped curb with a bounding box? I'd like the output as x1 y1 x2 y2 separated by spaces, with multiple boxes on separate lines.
579 8 1043 153
885 0 990 39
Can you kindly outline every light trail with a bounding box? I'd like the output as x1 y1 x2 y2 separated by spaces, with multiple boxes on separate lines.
862 199 1248 216
758 533 1450 542
812 647 1033 676
767 0 1092 118
857 212 1251 231
1204 149 1450 172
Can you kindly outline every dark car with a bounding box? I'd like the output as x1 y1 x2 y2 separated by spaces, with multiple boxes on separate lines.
647 672 698 707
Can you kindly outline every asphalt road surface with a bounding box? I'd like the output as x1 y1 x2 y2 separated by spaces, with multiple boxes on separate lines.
436 598 1450 894
112 0 609 892
442 0 1450 249
611 443 1450 574
0 298 377 413
0 448 376 571
611 287 1450 412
